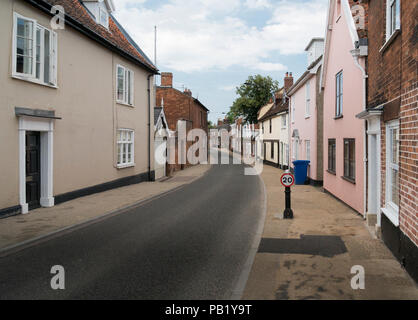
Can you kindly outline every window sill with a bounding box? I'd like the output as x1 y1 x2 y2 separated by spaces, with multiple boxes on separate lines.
334 115 343 120
12 74 58 89
327 169 336 175
117 163 135 169
305 115 311 119
381 207 399 227
341 176 356 184
116 101 134 108
380 29 400 54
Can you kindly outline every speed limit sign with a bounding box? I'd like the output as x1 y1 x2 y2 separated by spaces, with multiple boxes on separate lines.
281 173 295 187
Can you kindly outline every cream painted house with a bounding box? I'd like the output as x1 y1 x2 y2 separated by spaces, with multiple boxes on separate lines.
0 0 158 217
257 83 292 169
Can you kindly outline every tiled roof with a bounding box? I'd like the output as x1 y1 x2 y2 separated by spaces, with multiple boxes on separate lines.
258 91 289 122
27 0 157 72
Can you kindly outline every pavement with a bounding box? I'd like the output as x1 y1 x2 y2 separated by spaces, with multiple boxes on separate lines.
0 158 265 299
243 164 418 300
0 164 211 251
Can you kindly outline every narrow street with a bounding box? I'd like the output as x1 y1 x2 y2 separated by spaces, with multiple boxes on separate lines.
0 161 264 300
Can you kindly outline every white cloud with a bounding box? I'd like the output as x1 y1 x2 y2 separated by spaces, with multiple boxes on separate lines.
219 85 237 91
244 0 271 9
114 0 328 72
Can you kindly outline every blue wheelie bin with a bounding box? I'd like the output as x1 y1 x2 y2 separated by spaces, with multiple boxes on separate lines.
292 160 310 185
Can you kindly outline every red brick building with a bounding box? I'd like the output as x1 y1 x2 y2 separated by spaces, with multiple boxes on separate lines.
156 73 209 132
156 73 209 173
356 0 417 281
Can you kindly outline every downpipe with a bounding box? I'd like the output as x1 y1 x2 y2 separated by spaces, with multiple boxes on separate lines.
351 49 368 219
148 74 153 181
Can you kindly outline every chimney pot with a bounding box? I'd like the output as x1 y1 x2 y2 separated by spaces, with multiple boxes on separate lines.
284 71 294 90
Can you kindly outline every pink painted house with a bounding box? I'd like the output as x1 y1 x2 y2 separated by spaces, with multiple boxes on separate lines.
288 38 324 185
321 0 368 215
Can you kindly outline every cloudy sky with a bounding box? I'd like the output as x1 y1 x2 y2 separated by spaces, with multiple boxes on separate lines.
113 0 328 123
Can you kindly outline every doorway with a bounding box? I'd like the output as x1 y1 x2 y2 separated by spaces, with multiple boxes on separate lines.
25 131 41 210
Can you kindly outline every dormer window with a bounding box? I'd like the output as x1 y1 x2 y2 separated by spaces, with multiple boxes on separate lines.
99 7 109 28
82 0 114 30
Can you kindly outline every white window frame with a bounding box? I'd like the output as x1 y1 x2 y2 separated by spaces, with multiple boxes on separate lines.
336 71 343 117
12 12 57 87
116 64 134 106
305 81 311 117
305 140 311 161
98 6 109 29
117 129 135 168
382 120 400 226
281 114 287 129
386 0 401 41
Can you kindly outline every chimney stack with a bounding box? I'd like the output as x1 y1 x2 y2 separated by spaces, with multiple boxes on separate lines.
184 88 192 96
161 72 173 87
284 72 294 90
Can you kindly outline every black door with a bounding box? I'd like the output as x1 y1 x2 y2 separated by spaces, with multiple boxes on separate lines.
26 131 41 210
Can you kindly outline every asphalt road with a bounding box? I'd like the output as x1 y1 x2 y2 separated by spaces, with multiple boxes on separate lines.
0 159 265 299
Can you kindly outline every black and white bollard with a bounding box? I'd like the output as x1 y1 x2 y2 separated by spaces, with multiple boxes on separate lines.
280 173 295 219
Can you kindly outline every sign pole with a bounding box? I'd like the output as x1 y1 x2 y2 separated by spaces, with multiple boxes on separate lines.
283 186 293 219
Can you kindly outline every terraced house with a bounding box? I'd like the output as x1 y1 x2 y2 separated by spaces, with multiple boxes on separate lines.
0 0 158 217
257 72 293 170
288 38 324 186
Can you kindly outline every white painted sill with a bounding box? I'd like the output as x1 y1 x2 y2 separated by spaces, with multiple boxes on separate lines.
116 100 134 108
117 163 136 169
380 29 400 54
12 74 58 89
305 114 311 119
381 207 400 227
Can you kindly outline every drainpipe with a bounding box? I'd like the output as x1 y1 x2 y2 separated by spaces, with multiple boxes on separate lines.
351 48 368 218
148 74 153 181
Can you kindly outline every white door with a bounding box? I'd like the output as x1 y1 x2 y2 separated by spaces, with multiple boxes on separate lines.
154 138 167 180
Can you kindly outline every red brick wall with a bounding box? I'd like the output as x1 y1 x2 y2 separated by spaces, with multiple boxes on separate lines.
156 87 208 133
399 84 417 246
369 0 418 246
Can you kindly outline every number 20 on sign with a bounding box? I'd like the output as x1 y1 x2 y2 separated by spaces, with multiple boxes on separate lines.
281 173 294 188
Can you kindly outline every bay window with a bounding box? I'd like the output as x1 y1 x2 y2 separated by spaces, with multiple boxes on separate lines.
13 13 57 86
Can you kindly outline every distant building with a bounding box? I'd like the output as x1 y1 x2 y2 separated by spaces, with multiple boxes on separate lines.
156 73 209 173
257 73 293 169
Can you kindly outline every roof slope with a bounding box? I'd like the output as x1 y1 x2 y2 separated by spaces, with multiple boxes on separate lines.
258 89 289 122
27 0 157 73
